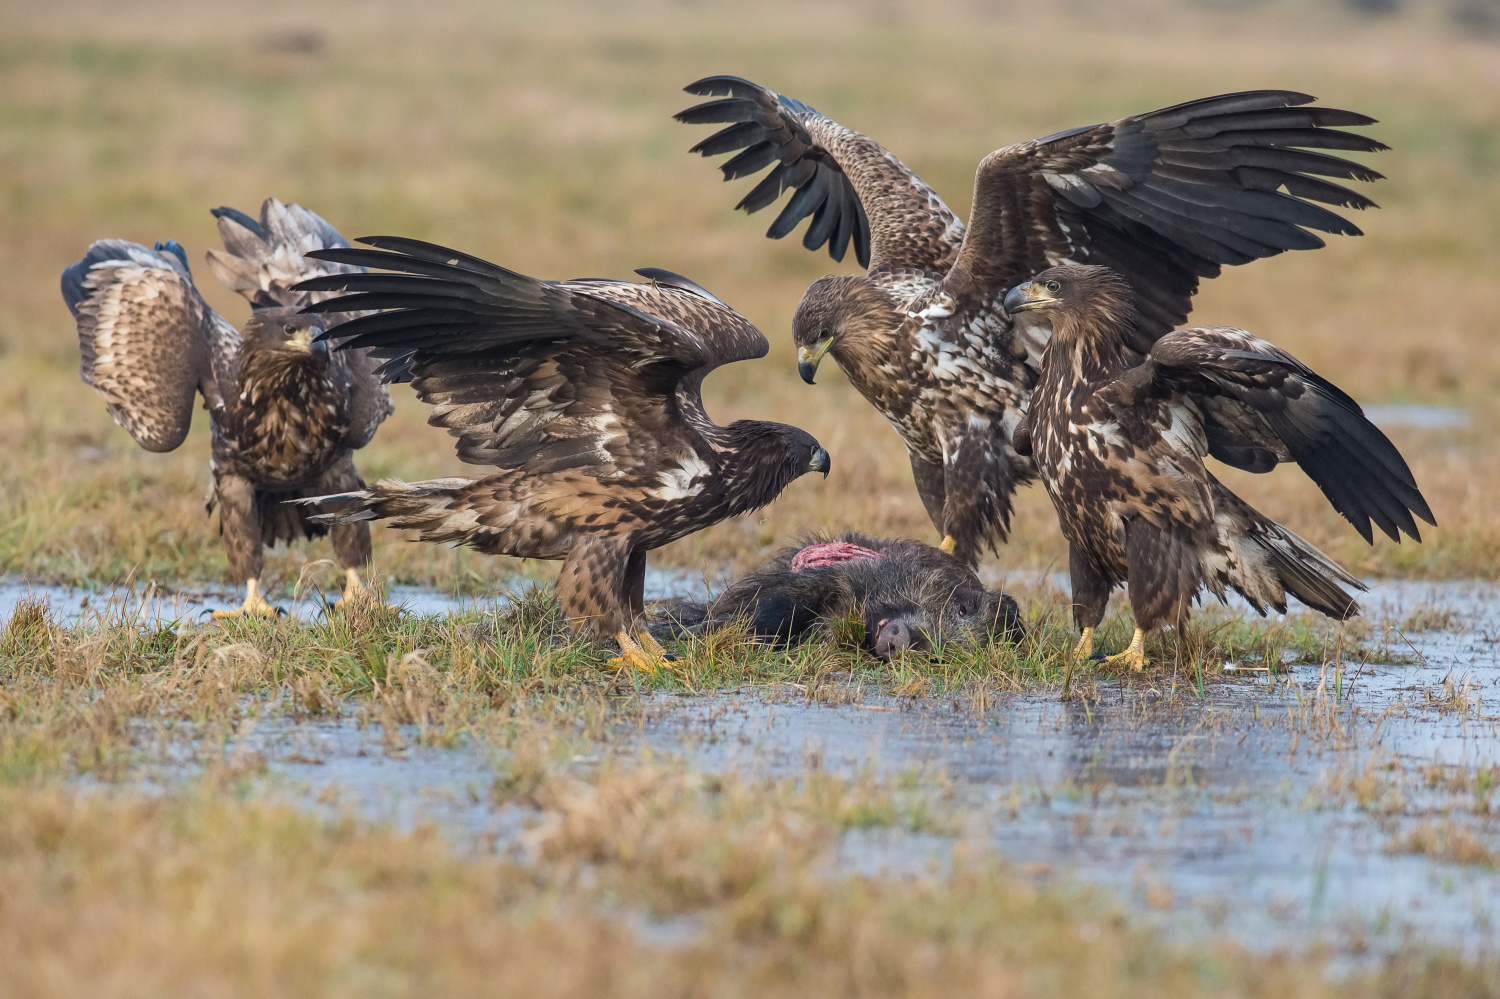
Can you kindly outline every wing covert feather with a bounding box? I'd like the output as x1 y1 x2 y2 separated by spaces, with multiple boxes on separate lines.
1136 326 1433 544
62 240 222 452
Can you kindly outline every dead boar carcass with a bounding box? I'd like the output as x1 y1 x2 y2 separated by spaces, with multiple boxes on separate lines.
661 533 1025 658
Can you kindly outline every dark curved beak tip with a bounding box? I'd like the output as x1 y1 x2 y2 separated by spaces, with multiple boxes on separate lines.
1002 285 1030 316
310 338 330 358
797 361 818 385
809 446 831 478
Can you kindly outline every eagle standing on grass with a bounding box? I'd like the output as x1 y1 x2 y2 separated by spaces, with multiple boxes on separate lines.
1003 264 1433 670
293 237 830 671
678 78 1386 564
60 199 393 617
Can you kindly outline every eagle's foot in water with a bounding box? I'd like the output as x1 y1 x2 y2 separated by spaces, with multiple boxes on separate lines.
211 579 281 619
1072 626 1095 659
608 630 676 673
1104 627 1149 672
938 535 958 556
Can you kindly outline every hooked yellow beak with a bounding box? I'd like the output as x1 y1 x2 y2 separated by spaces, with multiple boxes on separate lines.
286 326 328 356
1003 281 1058 315
797 337 834 385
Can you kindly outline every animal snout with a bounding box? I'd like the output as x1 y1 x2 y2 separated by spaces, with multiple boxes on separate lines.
874 617 913 659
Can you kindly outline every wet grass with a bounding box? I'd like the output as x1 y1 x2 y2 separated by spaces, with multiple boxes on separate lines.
6 0 1500 990
3 593 1500 994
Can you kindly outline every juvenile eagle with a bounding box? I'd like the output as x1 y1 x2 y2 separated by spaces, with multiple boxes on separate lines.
678 77 1385 564
1004 264 1433 670
294 237 830 671
61 198 393 617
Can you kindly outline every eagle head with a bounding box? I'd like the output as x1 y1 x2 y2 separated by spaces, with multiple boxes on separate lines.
721 421 831 514
792 275 899 385
1003 265 1136 342
244 306 330 359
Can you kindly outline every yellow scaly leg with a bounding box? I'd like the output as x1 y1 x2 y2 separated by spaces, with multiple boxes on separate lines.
1104 627 1149 672
1073 626 1095 659
607 630 670 674
339 567 370 606
211 578 279 619
938 535 958 556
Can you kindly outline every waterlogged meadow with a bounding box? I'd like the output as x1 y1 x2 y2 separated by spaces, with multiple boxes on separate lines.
4 0 1500 994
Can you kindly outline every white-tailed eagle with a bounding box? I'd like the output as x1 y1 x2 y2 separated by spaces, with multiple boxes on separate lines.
60 198 392 616
294 238 830 671
1004 264 1432 669
678 78 1386 565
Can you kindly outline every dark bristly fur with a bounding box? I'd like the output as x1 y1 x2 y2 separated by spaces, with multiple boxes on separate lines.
60 199 392 588
658 533 1024 659
294 238 829 645
1008 263 1433 640
678 78 1384 564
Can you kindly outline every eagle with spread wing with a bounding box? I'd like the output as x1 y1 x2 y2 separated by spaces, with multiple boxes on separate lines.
678 78 1385 564
60 198 393 617
1004 264 1433 669
293 238 830 671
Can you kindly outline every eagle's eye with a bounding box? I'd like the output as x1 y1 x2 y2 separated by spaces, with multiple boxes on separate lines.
283 324 296 334
1045 280 1061 294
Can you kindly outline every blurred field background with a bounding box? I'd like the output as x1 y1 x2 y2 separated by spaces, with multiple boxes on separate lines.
3 0 1500 590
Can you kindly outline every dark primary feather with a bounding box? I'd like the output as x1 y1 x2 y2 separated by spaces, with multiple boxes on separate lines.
679 79 1383 338
944 90 1386 335
211 205 265 238
677 76 885 268
1140 327 1434 544
296 236 768 468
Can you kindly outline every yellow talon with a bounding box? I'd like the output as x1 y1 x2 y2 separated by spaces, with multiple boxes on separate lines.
607 630 670 674
1104 627 1149 672
211 579 279 619
938 535 958 556
1073 626 1095 659
339 567 370 606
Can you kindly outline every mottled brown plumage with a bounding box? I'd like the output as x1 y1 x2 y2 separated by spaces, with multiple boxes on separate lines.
294 238 829 668
1004 264 1433 668
678 78 1386 564
61 199 393 615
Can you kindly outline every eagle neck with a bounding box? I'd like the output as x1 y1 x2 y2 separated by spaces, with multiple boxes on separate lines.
714 421 810 516
1052 311 1135 385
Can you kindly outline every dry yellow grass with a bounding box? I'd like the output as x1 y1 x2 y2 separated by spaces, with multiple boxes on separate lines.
2 0 1498 591
0 596 1494 998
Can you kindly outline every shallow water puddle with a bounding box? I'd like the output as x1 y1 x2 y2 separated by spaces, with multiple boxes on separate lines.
45 578 1500 957
0 567 715 624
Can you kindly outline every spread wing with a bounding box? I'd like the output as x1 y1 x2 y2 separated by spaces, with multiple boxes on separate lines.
207 197 393 448
1108 326 1433 544
61 240 234 452
206 197 363 308
677 75 963 273
946 92 1385 334
296 237 768 473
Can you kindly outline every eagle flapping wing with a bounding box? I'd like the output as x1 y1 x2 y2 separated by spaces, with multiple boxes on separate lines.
207 197 394 449
294 237 768 474
677 75 960 272
61 240 236 452
680 81 1384 336
1102 326 1435 544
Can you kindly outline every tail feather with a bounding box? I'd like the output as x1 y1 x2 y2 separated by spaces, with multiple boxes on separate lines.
1211 478 1363 620
288 478 481 539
